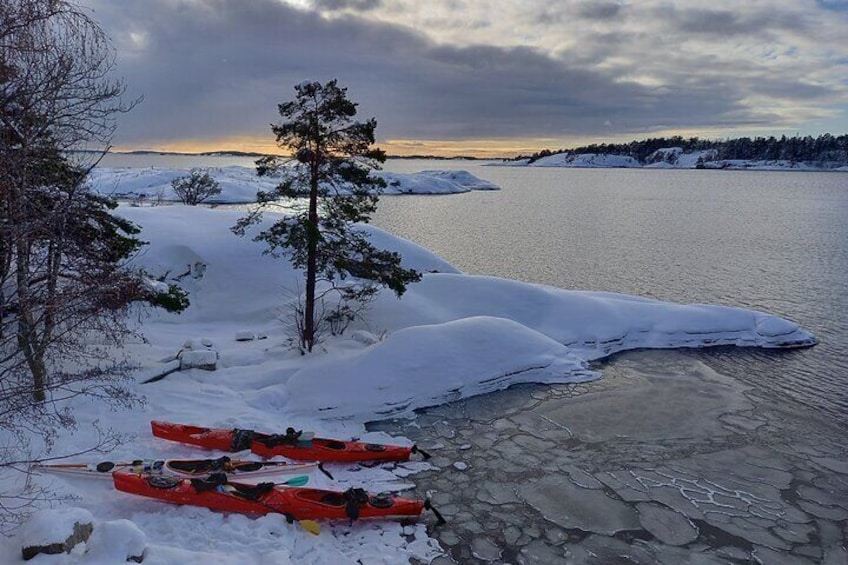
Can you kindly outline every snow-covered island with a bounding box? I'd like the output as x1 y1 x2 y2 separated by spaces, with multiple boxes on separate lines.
498 147 848 171
87 166 499 203
1 204 816 563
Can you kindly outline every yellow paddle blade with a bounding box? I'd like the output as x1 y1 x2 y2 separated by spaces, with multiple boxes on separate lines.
299 520 321 535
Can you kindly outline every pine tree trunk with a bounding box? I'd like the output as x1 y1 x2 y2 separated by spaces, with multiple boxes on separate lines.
303 162 319 352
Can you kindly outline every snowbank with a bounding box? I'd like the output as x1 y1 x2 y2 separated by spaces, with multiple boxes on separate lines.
368 275 816 358
284 316 598 421
89 166 499 203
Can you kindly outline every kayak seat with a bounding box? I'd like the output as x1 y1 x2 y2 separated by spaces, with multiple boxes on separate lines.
231 462 264 472
319 492 346 506
169 456 230 474
369 494 394 508
230 482 275 501
256 429 313 448
324 440 346 450
190 472 229 493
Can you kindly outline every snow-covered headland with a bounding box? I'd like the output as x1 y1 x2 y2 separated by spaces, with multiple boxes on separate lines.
87 166 499 203
498 147 848 171
1 204 816 563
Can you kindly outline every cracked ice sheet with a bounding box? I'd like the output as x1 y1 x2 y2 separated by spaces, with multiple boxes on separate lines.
517 476 640 534
597 447 816 550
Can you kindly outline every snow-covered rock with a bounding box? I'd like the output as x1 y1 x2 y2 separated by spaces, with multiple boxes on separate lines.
645 147 718 169
234 330 256 341
178 339 219 370
89 166 500 202
498 150 848 171
416 169 499 190
21 507 93 560
528 152 641 168
377 169 499 194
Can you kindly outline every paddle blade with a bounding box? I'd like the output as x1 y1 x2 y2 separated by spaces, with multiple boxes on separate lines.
283 475 309 487
299 520 321 535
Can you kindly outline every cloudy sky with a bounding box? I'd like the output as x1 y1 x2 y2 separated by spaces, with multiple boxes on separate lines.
84 0 848 157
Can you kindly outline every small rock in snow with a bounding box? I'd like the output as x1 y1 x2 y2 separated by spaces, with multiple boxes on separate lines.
235 330 256 341
350 330 379 346
459 444 472 451
179 349 218 370
453 462 468 471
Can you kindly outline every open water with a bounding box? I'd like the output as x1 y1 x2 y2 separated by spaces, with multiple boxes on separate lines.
370 161 848 425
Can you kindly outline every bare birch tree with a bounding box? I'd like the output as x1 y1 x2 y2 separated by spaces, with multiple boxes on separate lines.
0 0 186 531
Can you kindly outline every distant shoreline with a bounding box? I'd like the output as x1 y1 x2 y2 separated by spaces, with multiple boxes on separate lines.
80 150 486 161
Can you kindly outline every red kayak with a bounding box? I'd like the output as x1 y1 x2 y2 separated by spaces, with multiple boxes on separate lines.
112 472 443 523
151 421 430 463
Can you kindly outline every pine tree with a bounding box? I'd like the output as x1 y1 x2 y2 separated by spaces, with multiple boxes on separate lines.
234 80 420 352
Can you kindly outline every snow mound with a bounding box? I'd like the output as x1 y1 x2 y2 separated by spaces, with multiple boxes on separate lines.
377 170 498 194
117 206 458 325
370 274 817 358
284 316 598 420
89 166 277 204
417 169 500 190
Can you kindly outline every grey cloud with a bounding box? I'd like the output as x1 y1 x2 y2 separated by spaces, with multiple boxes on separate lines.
669 7 809 36
86 0 831 147
315 0 382 11
577 1 622 20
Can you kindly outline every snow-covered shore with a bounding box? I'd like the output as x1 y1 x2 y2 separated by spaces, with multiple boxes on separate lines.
497 148 848 171
1 205 816 563
87 166 499 203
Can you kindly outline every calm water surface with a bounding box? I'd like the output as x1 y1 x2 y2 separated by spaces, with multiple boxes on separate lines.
372 162 848 424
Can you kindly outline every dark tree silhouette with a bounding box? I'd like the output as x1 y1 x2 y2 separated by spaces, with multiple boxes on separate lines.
234 80 420 352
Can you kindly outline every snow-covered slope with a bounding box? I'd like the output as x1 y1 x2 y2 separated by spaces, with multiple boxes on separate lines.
645 147 717 168
498 150 848 171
